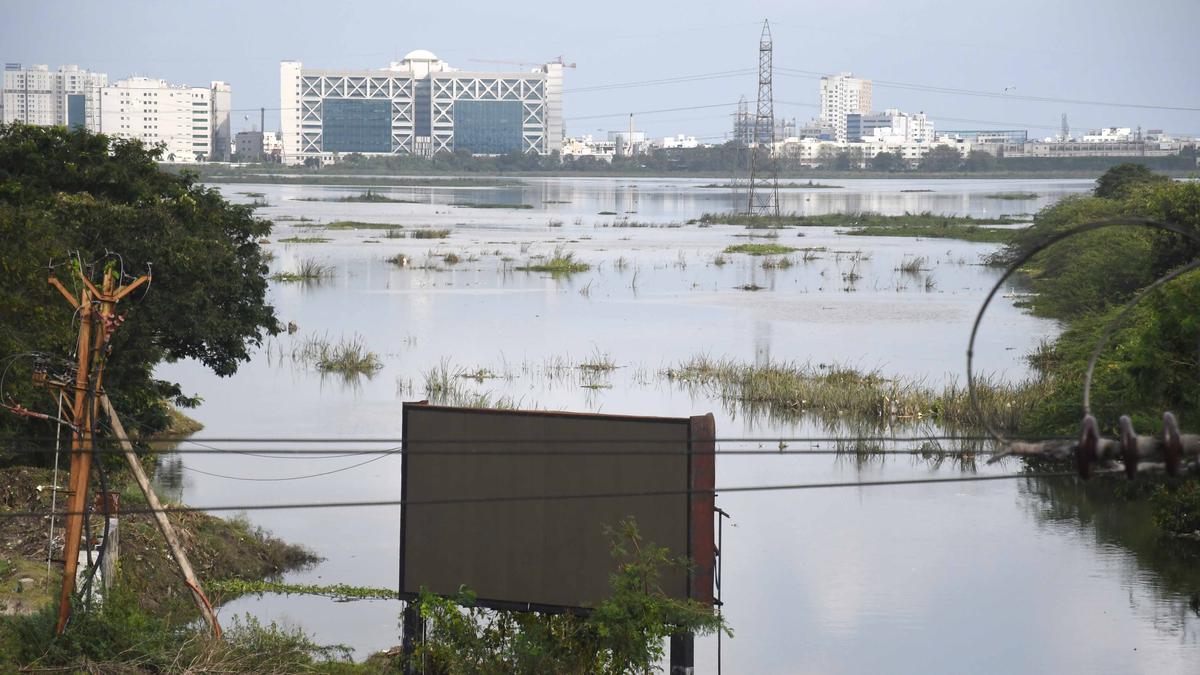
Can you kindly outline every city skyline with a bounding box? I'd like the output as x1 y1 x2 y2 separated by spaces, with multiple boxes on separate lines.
3 0 1198 141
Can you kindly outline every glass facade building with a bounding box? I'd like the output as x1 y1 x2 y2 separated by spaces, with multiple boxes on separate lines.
322 98 392 152
453 100 523 154
280 51 564 164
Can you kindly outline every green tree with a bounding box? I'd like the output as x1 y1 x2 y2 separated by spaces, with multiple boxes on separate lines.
1093 162 1170 200
919 145 963 172
0 124 277 447
409 518 727 674
869 151 906 172
963 149 997 172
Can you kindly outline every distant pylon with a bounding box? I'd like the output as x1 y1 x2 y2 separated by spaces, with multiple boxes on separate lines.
1060 113 1069 142
747 19 780 217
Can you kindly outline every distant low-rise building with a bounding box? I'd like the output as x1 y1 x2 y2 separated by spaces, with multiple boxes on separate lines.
100 77 231 163
2 63 107 130
561 134 615 162
660 134 699 149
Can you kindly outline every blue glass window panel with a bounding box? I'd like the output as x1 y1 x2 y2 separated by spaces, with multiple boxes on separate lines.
453 100 523 154
322 98 391 152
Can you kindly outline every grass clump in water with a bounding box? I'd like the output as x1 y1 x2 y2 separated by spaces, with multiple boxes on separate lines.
724 243 799 256
277 236 331 244
450 202 533 209
335 190 414 203
295 334 382 376
516 247 590 274
271 257 334 282
321 220 405 231
982 192 1038 200
409 228 451 239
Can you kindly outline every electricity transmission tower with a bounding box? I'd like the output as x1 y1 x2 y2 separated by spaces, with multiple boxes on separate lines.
1060 113 1069 142
746 19 780 218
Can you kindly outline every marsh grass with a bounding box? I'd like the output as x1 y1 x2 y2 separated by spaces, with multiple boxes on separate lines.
277 236 331 244
982 192 1038 200
409 228 451 239
661 355 1044 433
451 202 533 209
578 348 617 373
761 256 794 270
724 243 799 256
318 221 405 230
516 247 590 274
335 190 415 203
898 255 930 273
271 258 334 282
293 334 382 376
423 360 524 409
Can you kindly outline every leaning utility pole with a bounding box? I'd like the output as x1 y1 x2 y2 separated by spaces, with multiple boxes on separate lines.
746 19 780 217
47 263 149 634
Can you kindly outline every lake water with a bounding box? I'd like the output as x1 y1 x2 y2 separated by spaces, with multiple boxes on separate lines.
153 177 1200 673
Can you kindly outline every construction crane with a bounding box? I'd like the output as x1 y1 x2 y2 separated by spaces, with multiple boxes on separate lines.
468 56 577 70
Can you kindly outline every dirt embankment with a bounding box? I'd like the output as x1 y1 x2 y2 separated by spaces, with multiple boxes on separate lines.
0 464 317 618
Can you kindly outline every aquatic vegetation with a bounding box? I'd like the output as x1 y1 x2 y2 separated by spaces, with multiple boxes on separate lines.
982 192 1038 200
578 348 617 373
516 247 590 274
409 228 451 239
277 236 331 244
271 257 334 282
898 255 930 273
451 201 533 209
724 243 799 256
294 334 382 375
320 220 406 230
334 190 415 203
661 355 1044 433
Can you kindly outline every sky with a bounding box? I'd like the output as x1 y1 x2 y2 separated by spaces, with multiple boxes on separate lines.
3 0 1198 140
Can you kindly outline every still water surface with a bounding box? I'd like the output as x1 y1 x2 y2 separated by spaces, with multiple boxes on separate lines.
154 177 1200 673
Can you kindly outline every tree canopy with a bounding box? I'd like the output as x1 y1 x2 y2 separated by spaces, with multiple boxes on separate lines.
0 124 277 447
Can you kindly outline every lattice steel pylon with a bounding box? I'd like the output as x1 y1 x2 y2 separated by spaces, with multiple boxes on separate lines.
746 19 780 217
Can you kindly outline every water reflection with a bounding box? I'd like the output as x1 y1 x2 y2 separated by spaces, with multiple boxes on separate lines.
1022 475 1200 641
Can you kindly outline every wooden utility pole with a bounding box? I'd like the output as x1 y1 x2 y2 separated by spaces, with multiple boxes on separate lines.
101 394 222 637
47 264 148 634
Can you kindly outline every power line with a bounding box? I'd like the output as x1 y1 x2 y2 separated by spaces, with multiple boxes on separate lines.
564 69 755 94
775 67 1200 112
0 470 1081 519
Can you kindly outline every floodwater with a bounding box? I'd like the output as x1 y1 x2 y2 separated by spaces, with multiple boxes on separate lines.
152 177 1200 673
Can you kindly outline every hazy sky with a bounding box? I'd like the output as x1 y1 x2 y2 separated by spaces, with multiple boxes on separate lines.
4 0 1198 139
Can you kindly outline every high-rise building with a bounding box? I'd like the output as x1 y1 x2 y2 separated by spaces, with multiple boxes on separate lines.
280 51 564 165
819 72 872 142
1 63 107 130
209 81 232 162
100 77 231 163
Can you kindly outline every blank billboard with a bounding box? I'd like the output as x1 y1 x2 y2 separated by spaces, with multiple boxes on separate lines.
400 403 715 612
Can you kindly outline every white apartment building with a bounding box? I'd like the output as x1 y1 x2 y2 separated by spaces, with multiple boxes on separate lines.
99 77 231 163
819 72 872 142
1 63 107 130
660 134 699 149
777 137 970 168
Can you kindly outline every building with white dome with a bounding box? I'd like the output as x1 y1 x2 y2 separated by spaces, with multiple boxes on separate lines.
279 51 563 164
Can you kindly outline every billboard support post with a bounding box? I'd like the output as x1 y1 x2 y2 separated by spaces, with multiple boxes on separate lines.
401 603 421 674
670 632 695 674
